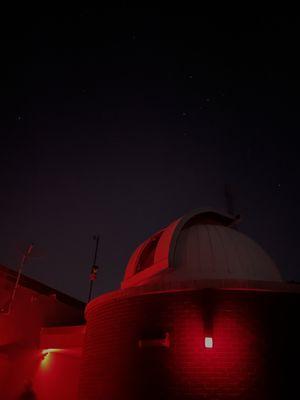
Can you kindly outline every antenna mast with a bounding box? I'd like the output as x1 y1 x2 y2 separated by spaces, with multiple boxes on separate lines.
224 184 235 216
1 243 34 314
88 235 100 302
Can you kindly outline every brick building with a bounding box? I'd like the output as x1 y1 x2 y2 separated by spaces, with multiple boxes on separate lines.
79 209 300 400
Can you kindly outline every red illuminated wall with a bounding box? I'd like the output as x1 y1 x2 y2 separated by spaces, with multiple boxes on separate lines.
79 288 300 400
34 349 82 400
0 282 41 400
0 267 85 399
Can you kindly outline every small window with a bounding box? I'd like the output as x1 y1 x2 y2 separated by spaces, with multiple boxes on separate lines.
135 233 162 273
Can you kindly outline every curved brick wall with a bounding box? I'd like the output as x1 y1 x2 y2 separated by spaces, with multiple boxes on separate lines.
79 288 300 400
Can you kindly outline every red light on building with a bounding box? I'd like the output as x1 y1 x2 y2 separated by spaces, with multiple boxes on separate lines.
40 349 60 368
40 350 51 368
204 337 213 348
41 350 49 359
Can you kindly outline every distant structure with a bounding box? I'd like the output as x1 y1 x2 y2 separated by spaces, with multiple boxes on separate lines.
1 209 300 400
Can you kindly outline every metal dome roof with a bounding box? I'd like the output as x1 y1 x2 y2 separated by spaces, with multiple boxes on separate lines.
121 209 282 289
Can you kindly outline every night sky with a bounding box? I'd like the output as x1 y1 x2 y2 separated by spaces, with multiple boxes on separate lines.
0 8 299 301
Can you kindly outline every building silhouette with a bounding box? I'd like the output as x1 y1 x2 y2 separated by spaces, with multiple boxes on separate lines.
1 209 300 399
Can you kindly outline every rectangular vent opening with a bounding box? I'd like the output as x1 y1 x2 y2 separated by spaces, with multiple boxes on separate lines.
138 331 170 349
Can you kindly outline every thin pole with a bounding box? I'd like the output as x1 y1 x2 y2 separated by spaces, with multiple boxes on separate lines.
88 281 93 303
224 184 234 216
93 235 100 266
9 243 34 313
88 235 99 302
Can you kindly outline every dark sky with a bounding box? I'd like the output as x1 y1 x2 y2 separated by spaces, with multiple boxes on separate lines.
0 8 299 301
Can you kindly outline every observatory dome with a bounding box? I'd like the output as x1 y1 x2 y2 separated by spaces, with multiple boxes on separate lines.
122 209 282 289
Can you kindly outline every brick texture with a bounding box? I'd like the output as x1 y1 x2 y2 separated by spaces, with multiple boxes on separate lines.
79 288 300 400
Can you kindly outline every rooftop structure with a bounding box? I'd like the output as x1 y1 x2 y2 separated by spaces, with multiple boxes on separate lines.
122 209 282 289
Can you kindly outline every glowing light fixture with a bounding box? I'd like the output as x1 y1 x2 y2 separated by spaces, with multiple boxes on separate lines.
204 336 213 348
40 348 60 368
40 350 51 368
41 350 49 359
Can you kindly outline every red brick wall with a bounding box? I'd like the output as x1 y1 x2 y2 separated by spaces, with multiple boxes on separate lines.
79 288 300 399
